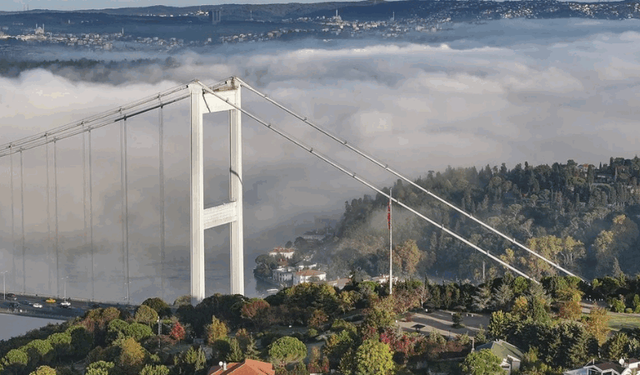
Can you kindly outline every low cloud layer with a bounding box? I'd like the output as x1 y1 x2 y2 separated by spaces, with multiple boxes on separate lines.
2 18 640 302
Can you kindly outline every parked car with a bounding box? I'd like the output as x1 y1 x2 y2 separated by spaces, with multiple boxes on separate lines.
33 303 42 308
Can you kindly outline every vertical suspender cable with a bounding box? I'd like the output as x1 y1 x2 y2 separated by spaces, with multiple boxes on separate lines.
20 151 26 294
159 106 166 301
82 128 88 301
9 145 15 289
46 137 52 294
54 140 60 297
89 130 95 302
121 116 130 304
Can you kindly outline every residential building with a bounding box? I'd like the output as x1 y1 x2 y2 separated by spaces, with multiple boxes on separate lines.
272 267 294 284
208 359 275 375
293 269 326 285
474 340 523 375
269 247 295 259
564 359 640 375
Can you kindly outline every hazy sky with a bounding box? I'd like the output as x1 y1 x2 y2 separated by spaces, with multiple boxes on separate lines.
0 0 621 12
2 17 640 302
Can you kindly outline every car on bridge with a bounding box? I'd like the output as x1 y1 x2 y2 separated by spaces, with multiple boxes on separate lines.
7 293 16 300
60 300 71 308
45 298 56 304
33 303 42 308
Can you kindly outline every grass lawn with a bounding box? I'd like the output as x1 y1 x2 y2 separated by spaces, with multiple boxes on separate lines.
607 313 640 331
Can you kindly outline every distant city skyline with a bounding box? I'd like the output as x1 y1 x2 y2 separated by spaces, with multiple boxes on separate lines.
1 0 354 12
0 0 620 12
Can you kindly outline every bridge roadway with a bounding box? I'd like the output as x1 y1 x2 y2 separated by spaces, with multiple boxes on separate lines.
0 293 138 321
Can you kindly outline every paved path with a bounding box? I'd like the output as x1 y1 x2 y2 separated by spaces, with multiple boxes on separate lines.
396 310 490 339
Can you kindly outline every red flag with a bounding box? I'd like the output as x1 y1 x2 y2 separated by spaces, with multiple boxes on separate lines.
387 200 391 229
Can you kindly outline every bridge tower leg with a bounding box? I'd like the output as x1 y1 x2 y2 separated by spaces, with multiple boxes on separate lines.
188 78 243 304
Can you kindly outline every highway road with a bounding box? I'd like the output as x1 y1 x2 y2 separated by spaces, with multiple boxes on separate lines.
0 292 137 320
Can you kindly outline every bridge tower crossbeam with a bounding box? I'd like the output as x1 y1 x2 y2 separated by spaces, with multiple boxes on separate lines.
189 78 244 304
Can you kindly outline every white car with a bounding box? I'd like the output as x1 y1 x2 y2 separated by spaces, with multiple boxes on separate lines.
60 301 71 307
33 303 43 308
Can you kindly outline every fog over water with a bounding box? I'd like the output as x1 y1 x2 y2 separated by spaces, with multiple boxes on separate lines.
1 18 640 304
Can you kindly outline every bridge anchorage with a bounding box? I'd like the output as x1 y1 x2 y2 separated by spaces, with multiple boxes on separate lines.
1 76 584 305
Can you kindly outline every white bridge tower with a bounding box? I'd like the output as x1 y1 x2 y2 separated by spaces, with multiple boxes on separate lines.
189 78 244 303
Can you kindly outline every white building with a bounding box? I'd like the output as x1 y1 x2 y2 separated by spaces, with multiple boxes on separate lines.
564 359 640 375
272 267 294 284
269 247 295 259
293 270 326 285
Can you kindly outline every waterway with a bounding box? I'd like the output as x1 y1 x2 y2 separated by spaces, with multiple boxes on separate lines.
0 313 67 341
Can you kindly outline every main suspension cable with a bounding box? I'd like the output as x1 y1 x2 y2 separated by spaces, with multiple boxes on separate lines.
200 85 537 283
237 78 583 282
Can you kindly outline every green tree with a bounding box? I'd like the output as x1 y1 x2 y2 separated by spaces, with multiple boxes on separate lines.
362 306 394 331
139 364 170 375
29 365 57 375
603 332 629 361
460 349 505 375
393 239 422 276
173 346 207 375
124 322 154 342
268 336 307 368
116 337 146 375
226 338 244 362
141 298 172 318
134 305 159 326
206 316 228 345
488 311 514 340
85 361 115 375
452 312 464 328
354 340 394 375
323 329 356 367
583 306 610 345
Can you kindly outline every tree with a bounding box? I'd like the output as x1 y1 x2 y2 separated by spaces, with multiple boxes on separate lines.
29 366 57 375
354 340 394 375
124 322 154 342
134 305 159 326
170 322 186 342
117 337 146 375
452 312 464 328
226 338 244 362
583 306 610 345
393 239 422 276
472 284 492 312
603 332 629 361
558 301 582 321
323 329 356 367
85 361 115 375
139 365 170 375
491 283 514 311
268 336 307 368
460 349 505 375
206 316 228 345
141 298 172 318
173 346 207 375
308 309 328 330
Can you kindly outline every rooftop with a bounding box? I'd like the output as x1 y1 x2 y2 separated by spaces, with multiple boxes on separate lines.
208 359 275 375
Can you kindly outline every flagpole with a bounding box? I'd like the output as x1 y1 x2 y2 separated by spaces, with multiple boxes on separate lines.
389 188 393 295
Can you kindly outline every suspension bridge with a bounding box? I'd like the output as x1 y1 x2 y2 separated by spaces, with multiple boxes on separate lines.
0 76 582 305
